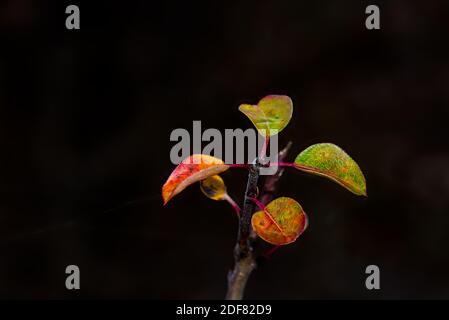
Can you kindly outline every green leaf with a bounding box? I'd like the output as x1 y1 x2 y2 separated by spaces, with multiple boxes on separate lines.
238 95 293 136
251 197 308 245
294 143 367 196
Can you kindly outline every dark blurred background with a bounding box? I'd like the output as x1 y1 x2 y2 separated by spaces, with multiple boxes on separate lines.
0 0 448 299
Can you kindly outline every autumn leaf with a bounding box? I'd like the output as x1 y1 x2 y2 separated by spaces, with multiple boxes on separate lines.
200 175 227 201
200 175 241 216
294 143 367 196
162 155 229 205
251 197 308 245
239 95 293 136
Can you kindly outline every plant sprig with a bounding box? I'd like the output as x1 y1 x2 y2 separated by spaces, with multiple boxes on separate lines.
162 94 367 299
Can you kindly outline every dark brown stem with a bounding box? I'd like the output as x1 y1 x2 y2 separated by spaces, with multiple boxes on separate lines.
249 141 292 241
225 250 257 300
226 161 259 300
225 142 293 300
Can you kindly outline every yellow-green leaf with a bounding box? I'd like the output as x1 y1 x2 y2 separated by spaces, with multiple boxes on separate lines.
162 155 229 205
200 175 227 201
294 143 367 196
239 95 293 136
251 197 308 245
200 175 241 216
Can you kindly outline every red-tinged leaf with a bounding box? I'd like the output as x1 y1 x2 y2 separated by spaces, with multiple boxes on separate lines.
162 155 229 204
251 197 308 245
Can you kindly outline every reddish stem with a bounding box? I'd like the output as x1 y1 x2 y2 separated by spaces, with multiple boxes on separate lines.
264 245 281 258
247 196 266 212
259 135 270 160
270 162 295 167
228 164 250 169
223 194 241 217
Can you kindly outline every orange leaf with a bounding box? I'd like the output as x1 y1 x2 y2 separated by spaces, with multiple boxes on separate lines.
162 155 229 205
251 197 308 245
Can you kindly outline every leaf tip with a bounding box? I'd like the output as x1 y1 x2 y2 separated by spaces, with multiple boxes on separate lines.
355 174 367 197
237 103 251 113
360 186 368 197
162 186 171 205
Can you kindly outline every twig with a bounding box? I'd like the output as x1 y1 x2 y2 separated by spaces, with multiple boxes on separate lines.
225 141 293 300
226 161 259 300
249 141 292 241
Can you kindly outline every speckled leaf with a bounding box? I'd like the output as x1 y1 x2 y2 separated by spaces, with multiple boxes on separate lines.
162 155 229 204
294 143 367 196
239 95 293 136
251 197 308 245
200 175 227 201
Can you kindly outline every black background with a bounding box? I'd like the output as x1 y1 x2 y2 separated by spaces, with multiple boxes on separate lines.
1 0 448 299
